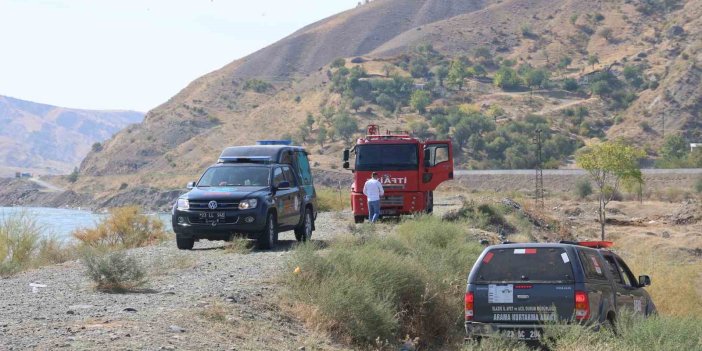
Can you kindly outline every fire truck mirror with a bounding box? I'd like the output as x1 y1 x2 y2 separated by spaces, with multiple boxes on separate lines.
343 161 350 169
343 149 350 162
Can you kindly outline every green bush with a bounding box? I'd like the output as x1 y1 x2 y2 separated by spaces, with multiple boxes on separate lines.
285 216 484 347
0 212 41 276
82 250 147 292
540 312 702 351
315 187 348 212
575 178 593 199
73 206 167 250
243 79 273 93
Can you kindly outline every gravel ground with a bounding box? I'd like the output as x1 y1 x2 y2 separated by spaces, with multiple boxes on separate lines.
0 212 354 351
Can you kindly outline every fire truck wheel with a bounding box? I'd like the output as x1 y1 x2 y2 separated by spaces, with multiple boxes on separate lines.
426 191 434 214
354 215 365 224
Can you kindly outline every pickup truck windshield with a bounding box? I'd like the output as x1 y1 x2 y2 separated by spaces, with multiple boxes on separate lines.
355 144 418 171
198 166 270 187
475 247 574 283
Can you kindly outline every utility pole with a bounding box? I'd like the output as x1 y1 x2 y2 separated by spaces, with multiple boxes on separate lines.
534 128 545 209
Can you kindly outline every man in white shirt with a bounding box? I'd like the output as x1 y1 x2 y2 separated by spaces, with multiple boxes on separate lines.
363 172 384 223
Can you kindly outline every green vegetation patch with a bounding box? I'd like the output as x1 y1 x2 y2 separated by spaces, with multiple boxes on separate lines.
285 216 483 347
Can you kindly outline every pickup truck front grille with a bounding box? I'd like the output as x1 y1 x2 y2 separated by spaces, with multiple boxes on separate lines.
188 200 239 210
188 215 239 225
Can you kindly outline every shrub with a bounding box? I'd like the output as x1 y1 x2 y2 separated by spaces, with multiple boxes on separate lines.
224 237 253 254
73 206 167 250
331 57 346 68
316 187 348 212
410 90 432 113
0 212 75 276
575 179 593 199
0 212 41 276
67 167 79 183
82 250 147 292
493 67 522 90
563 78 579 91
243 79 273 93
285 216 484 347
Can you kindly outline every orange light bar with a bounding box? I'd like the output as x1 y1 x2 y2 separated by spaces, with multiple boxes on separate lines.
578 241 614 249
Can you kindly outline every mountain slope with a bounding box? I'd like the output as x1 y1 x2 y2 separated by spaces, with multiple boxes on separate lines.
72 0 700 204
0 95 143 176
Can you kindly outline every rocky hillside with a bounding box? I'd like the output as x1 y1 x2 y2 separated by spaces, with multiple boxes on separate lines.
63 0 700 204
0 95 143 176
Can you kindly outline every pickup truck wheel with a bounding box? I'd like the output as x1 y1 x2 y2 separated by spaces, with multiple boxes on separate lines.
257 213 277 250
354 215 365 224
176 237 194 250
294 208 313 242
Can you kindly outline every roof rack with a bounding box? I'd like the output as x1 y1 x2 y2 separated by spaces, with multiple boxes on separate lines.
559 240 614 249
217 156 272 164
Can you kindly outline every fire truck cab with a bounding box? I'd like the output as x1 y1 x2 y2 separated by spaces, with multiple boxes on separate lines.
343 125 454 223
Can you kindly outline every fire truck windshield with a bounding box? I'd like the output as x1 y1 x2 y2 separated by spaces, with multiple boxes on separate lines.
355 144 418 171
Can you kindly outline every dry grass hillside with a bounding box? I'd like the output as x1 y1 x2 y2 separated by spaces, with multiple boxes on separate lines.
71 0 700 203
0 95 143 177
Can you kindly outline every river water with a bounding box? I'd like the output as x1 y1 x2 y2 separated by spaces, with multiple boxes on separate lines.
0 207 172 241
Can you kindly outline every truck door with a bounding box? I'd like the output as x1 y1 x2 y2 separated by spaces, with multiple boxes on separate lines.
281 166 302 227
602 254 636 313
419 141 453 191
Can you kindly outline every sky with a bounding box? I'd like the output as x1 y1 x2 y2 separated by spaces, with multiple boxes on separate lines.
0 0 359 112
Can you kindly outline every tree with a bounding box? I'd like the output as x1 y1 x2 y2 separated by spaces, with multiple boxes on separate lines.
598 27 614 42
410 90 432 114
91 142 103 152
409 120 431 139
433 65 449 87
563 78 579 92
576 141 644 240
331 57 346 68
375 93 395 111
659 134 688 160
493 67 522 90
447 59 467 90
474 47 492 61
409 57 429 78
332 113 358 142
588 54 599 70
471 64 487 78
525 69 549 92
351 97 364 112
557 56 572 70
67 167 79 183
305 113 315 133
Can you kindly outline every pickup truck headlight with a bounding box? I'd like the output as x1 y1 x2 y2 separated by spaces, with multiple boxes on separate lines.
238 199 258 210
177 198 189 210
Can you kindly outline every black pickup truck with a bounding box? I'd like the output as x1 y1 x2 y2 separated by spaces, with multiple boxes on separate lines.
172 143 317 250
465 241 655 341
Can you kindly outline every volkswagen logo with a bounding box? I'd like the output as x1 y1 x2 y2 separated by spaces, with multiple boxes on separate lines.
208 201 218 210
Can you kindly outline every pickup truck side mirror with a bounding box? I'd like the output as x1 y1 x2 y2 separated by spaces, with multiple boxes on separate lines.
638 275 651 287
186 181 196 189
343 161 350 169
276 181 291 190
343 149 350 162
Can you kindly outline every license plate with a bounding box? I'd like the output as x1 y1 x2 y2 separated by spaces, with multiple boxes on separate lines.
199 212 226 219
501 329 541 340
380 209 397 215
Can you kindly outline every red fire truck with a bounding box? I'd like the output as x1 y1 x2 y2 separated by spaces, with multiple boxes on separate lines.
343 125 454 223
